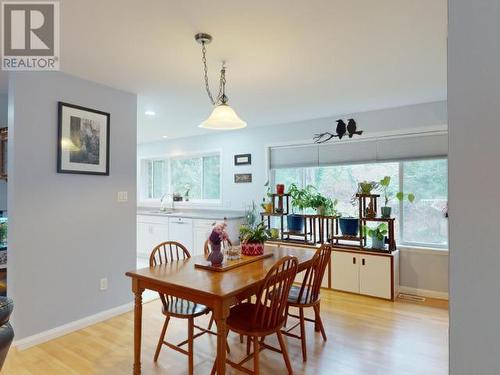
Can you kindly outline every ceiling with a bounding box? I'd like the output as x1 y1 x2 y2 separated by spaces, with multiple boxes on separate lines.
0 0 447 143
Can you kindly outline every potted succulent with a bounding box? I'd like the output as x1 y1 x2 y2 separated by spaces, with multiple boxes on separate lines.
379 176 415 218
261 181 273 214
239 222 270 256
363 223 388 249
287 183 314 232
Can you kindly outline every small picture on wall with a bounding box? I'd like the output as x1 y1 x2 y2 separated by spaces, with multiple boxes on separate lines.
234 153 251 166
57 102 110 175
234 173 252 183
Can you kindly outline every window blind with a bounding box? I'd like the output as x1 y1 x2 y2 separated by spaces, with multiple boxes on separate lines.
269 132 448 169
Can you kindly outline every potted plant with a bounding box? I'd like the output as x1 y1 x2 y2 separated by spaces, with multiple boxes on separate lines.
261 181 274 214
358 180 379 195
287 183 314 232
379 176 415 218
239 222 270 256
339 216 359 236
363 223 388 249
309 193 339 216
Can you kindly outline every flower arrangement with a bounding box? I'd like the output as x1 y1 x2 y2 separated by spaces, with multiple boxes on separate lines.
207 222 229 266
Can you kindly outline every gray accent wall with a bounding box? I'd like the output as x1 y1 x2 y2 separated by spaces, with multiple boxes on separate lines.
8 72 137 340
449 1 500 373
0 93 7 211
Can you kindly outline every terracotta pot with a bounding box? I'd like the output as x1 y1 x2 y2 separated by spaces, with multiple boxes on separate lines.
241 242 264 256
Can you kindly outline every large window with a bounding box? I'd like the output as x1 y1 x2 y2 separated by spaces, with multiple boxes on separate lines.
273 158 448 248
141 153 221 202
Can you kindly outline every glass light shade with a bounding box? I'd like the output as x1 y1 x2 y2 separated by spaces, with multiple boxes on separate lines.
199 104 247 130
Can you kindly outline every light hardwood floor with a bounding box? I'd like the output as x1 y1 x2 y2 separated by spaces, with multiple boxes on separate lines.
3 291 448 375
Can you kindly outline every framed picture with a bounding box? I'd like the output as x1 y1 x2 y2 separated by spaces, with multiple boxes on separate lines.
57 102 110 175
234 153 251 166
234 173 252 183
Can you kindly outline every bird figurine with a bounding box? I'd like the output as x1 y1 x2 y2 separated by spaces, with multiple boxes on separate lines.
347 118 363 138
336 119 347 139
313 118 363 144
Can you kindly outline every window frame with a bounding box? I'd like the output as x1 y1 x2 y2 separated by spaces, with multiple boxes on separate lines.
138 149 223 206
270 157 448 250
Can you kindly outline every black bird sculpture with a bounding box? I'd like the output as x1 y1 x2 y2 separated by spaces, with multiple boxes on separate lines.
347 118 363 138
313 118 363 144
336 119 347 139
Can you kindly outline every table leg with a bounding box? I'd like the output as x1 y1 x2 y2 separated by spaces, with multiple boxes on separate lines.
214 303 230 375
133 281 144 375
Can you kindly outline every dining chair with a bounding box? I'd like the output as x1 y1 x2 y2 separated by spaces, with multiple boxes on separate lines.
211 256 299 375
282 244 332 362
150 241 217 375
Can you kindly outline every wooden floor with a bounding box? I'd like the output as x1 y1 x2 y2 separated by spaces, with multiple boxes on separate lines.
4 290 448 375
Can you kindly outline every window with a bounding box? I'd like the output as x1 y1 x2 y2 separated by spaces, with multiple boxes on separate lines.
273 158 448 248
141 153 221 202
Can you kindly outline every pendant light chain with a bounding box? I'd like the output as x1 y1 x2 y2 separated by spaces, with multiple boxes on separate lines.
201 41 225 105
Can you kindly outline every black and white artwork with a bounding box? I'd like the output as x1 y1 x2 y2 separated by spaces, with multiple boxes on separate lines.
234 173 252 183
234 153 251 166
57 102 110 175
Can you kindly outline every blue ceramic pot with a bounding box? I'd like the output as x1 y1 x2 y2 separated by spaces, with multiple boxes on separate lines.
287 214 304 232
339 217 359 236
371 236 386 249
381 206 392 218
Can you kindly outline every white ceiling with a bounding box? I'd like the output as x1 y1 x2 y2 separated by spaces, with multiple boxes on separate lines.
0 0 447 143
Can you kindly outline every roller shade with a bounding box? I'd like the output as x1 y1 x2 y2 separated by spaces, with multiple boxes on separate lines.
269 144 319 169
270 132 447 169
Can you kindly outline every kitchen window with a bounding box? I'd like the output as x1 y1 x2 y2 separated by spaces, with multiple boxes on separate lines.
273 158 448 248
140 153 221 202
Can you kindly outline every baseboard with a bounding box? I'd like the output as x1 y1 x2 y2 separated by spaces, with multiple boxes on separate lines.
13 302 134 350
398 286 449 300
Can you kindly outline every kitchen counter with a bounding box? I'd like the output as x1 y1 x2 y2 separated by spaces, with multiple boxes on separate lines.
137 207 246 221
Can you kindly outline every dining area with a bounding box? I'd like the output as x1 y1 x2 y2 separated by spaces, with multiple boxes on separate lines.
126 240 330 375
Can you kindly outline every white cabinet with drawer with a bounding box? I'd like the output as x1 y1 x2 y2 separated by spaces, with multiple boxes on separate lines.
136 215 170 263
331 249 399 300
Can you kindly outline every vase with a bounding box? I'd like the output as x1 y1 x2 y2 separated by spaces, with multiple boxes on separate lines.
276 184 285 195
339 217 359 236
287 214 304 232
241 242 264 256
371 236 386 249
207 242 224 266
381 206 392 218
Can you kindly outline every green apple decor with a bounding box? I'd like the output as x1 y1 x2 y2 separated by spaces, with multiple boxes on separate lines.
379 176 415 218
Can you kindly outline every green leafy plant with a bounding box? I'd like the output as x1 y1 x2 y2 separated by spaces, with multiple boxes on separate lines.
363 223 388 241
239 222 270 243
309 193 339 216
358 180 379 194
379 176 415 206
287 183 315 213
0 222 6 243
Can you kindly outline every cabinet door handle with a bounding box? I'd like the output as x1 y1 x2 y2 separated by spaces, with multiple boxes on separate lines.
353 257 356 264
362 258 366 266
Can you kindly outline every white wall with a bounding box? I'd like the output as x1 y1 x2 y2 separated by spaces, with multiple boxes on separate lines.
139 101 449 296
8 72 137 340
449 1 500 373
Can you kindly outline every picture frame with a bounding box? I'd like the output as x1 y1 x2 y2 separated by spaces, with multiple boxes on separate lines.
57 102 110 175
234 153 251 166
234 173 252 183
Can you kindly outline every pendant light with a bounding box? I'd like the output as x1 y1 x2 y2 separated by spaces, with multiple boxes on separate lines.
195 33 247 130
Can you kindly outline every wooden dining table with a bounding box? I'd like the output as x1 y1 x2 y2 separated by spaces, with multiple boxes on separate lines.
125 245 316 375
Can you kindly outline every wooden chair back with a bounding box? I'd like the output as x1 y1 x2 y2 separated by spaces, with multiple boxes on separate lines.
204 238 233 257
296 244 332 305
149 241 191 267
252 256 298 331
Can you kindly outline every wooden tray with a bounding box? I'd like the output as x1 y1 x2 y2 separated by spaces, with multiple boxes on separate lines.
194 252 274 272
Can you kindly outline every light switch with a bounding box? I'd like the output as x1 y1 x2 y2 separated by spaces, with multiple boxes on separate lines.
117 191 128 202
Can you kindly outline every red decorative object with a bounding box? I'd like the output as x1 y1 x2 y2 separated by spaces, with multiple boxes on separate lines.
276 184 285 195
241 242 264 256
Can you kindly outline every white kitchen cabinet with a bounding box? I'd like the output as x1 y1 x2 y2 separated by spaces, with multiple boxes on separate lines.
332 251 359 294
168 217 194 253
193 219 216 256
332 249 398 300
137 215 169 265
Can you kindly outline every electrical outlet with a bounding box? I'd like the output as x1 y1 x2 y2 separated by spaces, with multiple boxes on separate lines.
100 278 108 291
117 191 128 202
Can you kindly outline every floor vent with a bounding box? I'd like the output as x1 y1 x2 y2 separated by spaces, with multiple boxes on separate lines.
398 293 426 302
